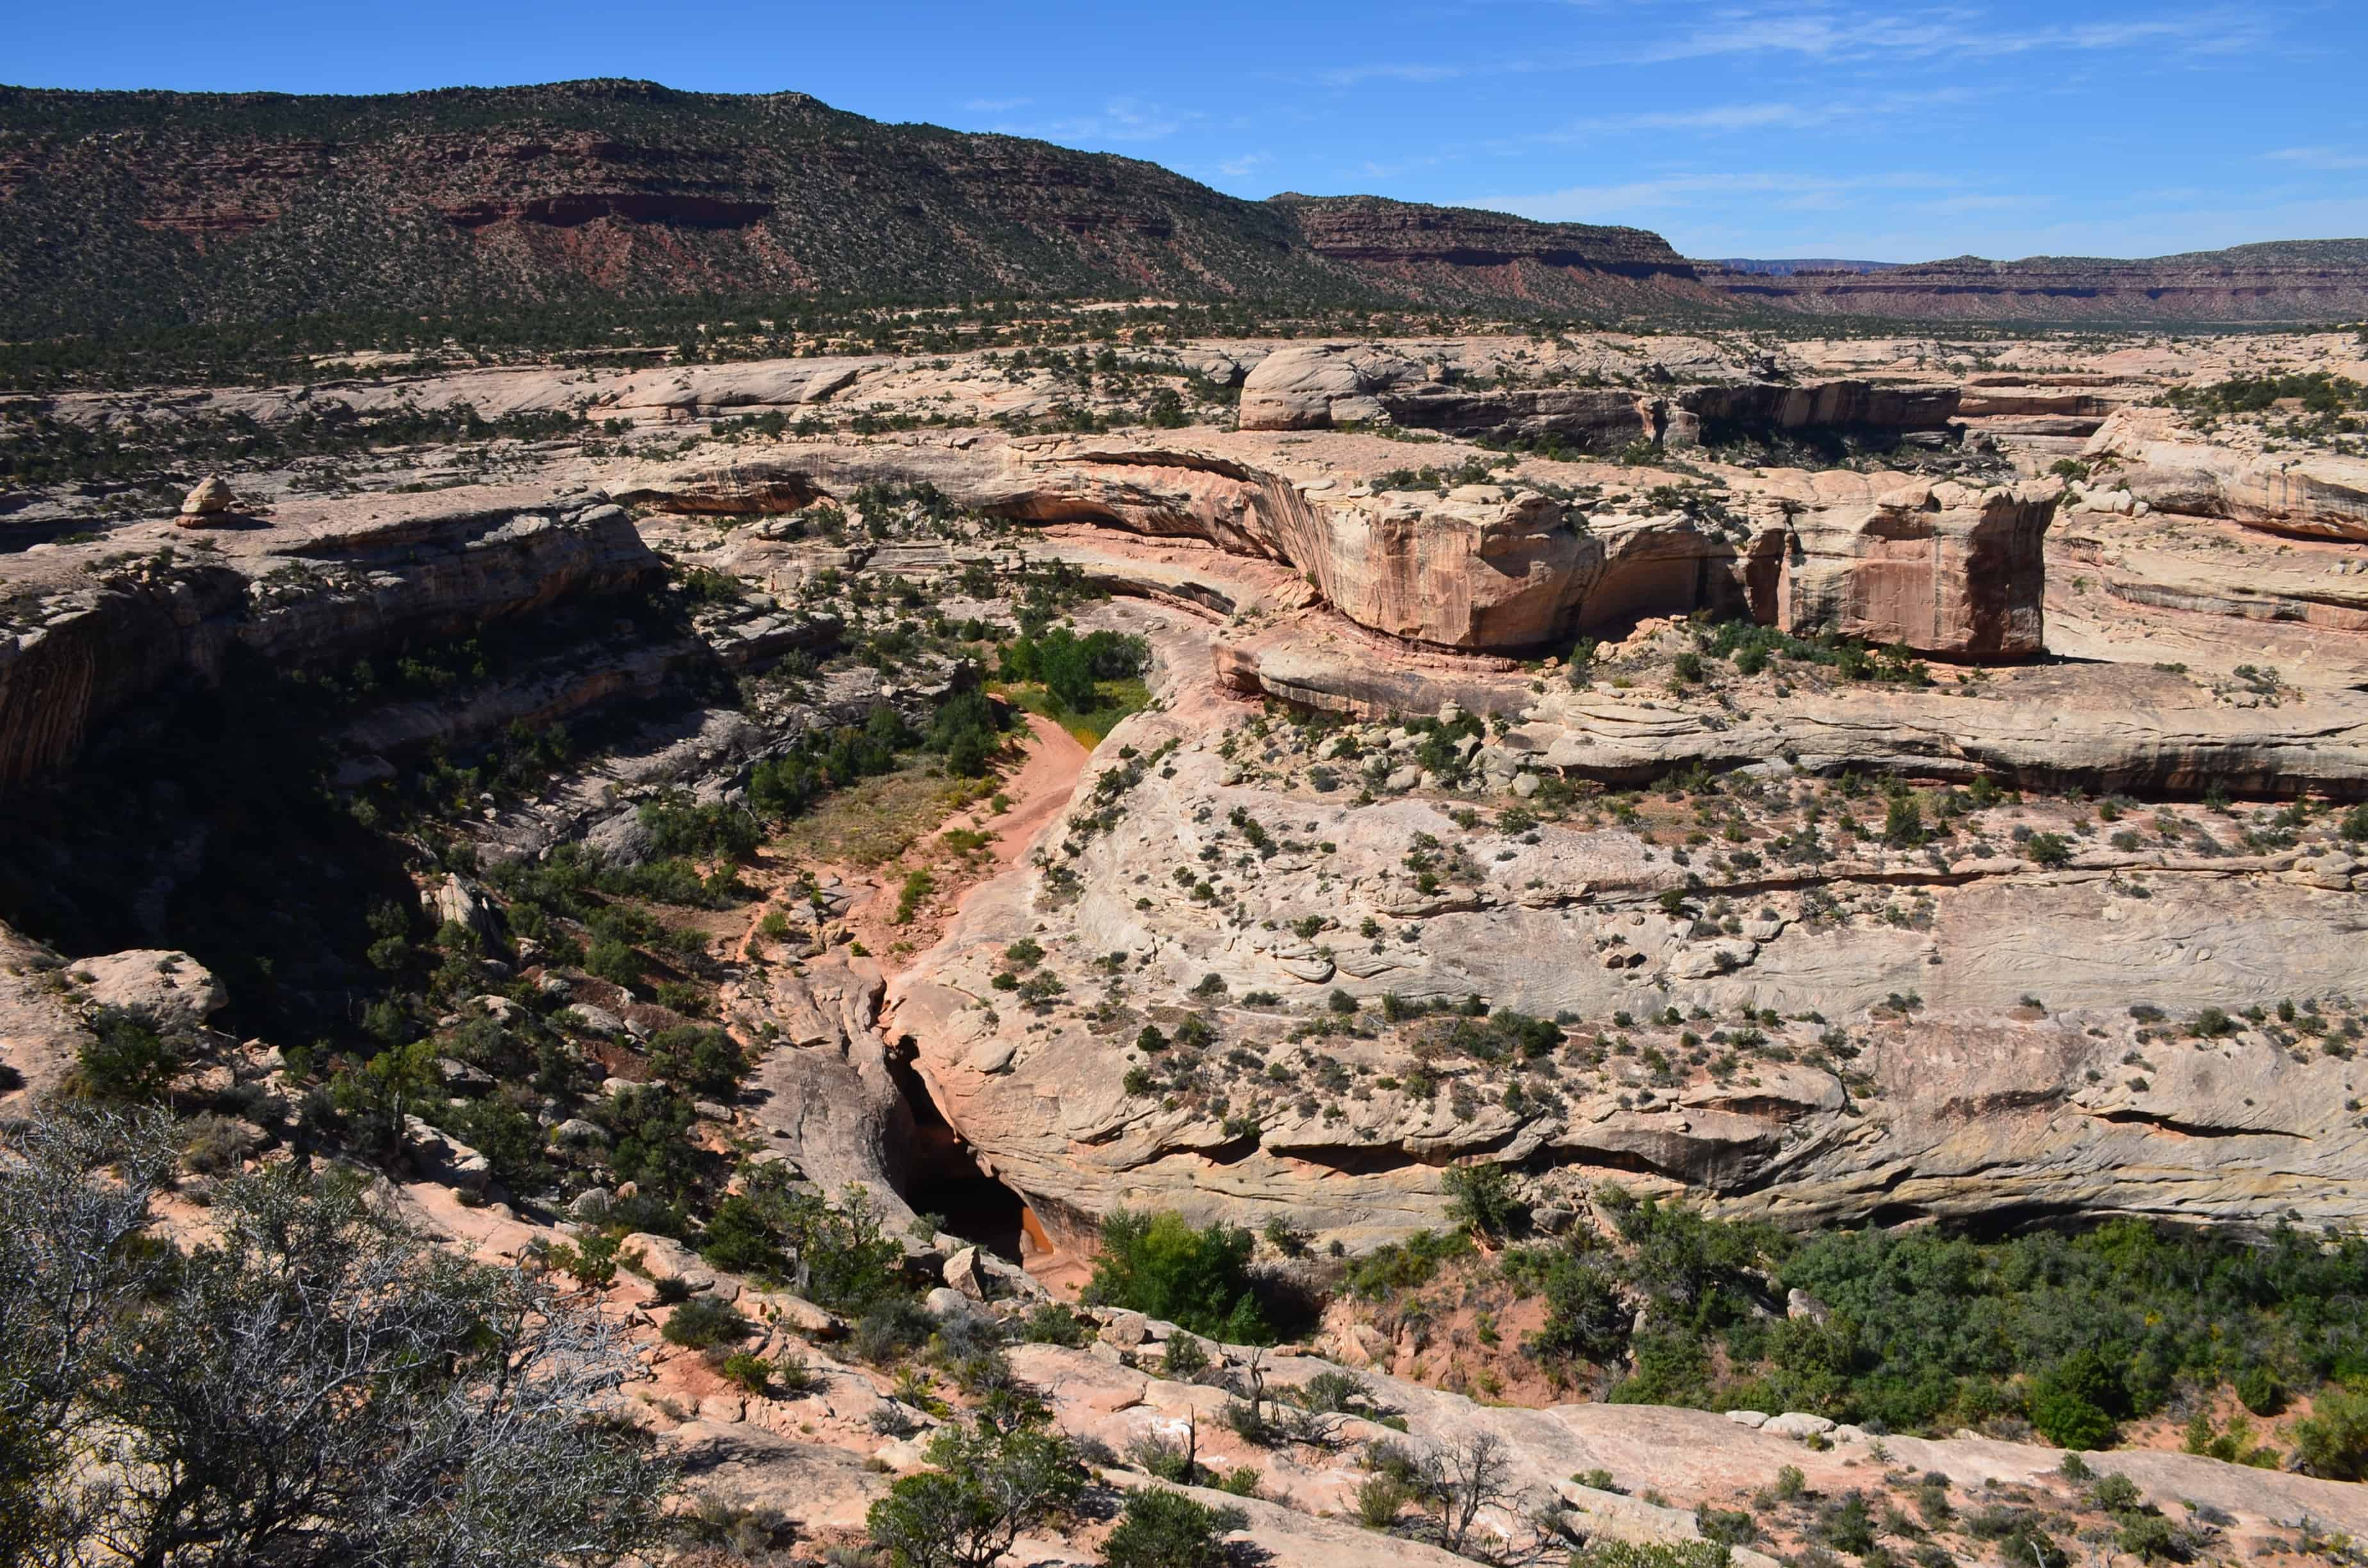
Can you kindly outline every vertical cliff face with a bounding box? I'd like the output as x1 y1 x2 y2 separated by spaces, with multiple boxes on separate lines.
618 439 2053 658
0 563 248 789
1678 380 1962 437
0 498 659 788
1769 475 2057 657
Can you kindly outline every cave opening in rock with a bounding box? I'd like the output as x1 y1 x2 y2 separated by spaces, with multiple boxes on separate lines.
885 1036 1041 1264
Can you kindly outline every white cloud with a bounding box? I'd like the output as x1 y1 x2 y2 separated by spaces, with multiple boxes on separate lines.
991 98 1192 145
1312 3 2271 88
2267 145 2368 171
1476 169 1951 223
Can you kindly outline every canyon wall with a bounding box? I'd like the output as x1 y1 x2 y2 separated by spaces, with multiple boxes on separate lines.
620 437 2051 656
0 490 654 786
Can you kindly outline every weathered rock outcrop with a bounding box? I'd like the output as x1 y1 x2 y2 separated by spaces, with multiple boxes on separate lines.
885 604 2368 1250
1757 471 2056 655
2085 407 2368 540
898 737 2368 1243
1678 378 1960 437
0 920 228 1109
0 488 656 785
1237 343 1961 448
1219 629 2368 796
1236 344 1427 432
621 441 2047 655
1707 242 2368 325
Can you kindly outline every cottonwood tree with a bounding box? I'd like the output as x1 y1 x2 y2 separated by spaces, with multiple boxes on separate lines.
0 1106 670 1568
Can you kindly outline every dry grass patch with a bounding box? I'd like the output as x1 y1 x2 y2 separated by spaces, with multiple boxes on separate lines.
768 760 985 869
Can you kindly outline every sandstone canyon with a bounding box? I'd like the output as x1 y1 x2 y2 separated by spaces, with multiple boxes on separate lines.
5 74 2368 1568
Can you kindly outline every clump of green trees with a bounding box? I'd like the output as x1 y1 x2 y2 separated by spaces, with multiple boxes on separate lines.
1085 1209 1275 1344
998 628 1149 717
1493 1187 2368 1462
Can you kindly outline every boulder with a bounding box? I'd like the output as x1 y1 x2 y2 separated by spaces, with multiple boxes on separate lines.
435 1056 494 1094
1099 1309 1151 1348
567 1004 630 1037
178 475 235 519
400 1116 490 1198
429 874 500 942
942 1245 989 1302
925 1286 991 1325
741 1289 846 1339
1237 343 1422 430
551 1117 611 1149
1763 1412 1837 1439
623 1232 718 1294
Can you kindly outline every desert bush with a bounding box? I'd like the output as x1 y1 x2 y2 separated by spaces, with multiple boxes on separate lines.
1101 1486 1247 1568
646 1024 747 1098
2293 1383 2368 1480
1015 1303 1092 1348
864 1415 1083 1568
662 1294 753 1350
1442 1163 1529 1239
718 1352 775 1393
0 1106 668 1568
68 1008 181 1104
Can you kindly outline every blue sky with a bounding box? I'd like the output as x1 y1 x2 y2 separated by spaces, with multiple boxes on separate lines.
9 0 2365 261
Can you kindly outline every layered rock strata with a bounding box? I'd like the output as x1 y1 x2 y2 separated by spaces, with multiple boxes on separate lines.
2084 407 2368 541
1235 341 1962 448
889 610 2368 1250
618 440 2051 655
0 488 654 785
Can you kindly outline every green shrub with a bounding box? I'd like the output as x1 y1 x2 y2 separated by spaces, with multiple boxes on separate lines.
865 1416 1083 1568
894 869 935 924
2027 1348 2125 1450
1016 1303 1092 1347
546 1232 622 1288
2233 1364 2285 1416
1356 1473 1410 1528
1442 1164 1529 1239
582 938 644 988
1160 1333 1212 1381
696 1172 907 1316
2293 1383 2368 1480
646 1025 747 1098
717 1352 773 1393
69 1011 181 1104
1101 1486 1247 1568
1344 1228 1470 1302
662 1295 752 1350
1087 1210 1270 1344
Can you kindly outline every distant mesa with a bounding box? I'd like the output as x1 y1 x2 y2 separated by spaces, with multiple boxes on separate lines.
1706 257 1905 276
1 79 2365 333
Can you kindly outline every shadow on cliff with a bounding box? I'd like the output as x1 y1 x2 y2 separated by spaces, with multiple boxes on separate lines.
0 643 416 1043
